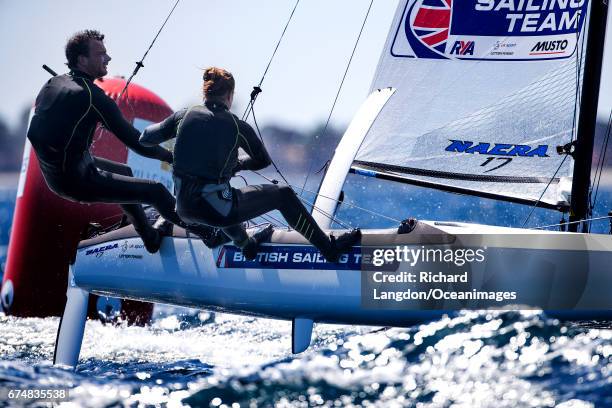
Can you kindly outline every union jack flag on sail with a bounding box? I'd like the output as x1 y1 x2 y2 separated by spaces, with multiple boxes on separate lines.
410 0 452 54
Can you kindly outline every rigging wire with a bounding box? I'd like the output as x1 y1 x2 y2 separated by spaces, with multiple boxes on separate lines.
250 169 354 228
236 1 384 229
297 185 402 224
234 175 289 228
299 0 374 197
521 22 587 228
238 0 378 231
521 155 569 228
256 213 290 229
251 104 292 187
237 0 302 195
241 0 300 121
251 169 403 226
117 0 181 100
230 0 367 230
531 214 612 230
298 196 354 229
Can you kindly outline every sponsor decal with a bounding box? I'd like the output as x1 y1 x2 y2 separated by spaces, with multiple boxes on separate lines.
449 40 475 56
490 39 518 56
530 39 569 55
118 240 144 259
445 140 549 157
391 0 587 61
121 240 145 252
85 243 119 257
118 254 144 259
217 245 362 270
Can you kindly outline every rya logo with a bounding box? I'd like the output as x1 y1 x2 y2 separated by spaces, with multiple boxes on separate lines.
449 41 475 55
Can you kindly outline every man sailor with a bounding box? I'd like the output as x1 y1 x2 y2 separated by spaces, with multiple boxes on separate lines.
26 29 222 253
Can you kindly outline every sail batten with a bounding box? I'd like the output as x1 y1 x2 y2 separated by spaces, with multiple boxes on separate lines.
353 160 562 185
355 0 589 209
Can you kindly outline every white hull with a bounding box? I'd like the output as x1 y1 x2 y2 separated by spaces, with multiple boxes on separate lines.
71 221 612 326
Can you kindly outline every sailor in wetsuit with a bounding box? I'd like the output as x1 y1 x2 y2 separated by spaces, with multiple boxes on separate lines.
26 29 221 253
140 67 361 261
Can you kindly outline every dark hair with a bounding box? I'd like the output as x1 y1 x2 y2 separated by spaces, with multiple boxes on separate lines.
65 30 105 69
202 67 235 99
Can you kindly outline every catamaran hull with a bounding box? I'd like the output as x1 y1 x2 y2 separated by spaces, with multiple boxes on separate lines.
71 222 612 326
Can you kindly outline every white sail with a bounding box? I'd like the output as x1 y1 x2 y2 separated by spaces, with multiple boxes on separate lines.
354 0 590 208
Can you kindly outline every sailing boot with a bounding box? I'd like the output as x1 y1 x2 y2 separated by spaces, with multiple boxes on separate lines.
324 229 362 263
139 217 174 254
186 223 231 248
241 225 275 261
280 194 361 263
139 227 162 254
120 203 166 254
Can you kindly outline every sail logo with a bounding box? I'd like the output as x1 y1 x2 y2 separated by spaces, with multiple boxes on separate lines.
530 39 569 55
391 0 588 61
449 41 475 56
445 140 549 157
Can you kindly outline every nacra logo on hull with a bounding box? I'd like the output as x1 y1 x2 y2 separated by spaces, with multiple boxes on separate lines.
446 140 549 157
86 243 119 256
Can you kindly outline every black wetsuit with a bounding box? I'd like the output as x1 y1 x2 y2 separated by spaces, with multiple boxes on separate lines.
26 70 189 240
140 101 339 256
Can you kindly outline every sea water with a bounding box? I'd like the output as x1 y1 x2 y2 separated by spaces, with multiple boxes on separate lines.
0 179 611 407
0 307 610 407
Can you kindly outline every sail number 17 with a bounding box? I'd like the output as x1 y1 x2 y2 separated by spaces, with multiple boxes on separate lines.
480 157 512 173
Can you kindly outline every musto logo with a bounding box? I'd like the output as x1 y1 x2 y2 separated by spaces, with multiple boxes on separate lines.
530 39 569 55
391 0 587 61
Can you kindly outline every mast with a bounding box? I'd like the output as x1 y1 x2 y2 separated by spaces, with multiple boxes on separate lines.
569 0 609 232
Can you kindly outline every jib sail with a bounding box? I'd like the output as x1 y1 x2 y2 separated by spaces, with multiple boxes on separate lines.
353 0 590 209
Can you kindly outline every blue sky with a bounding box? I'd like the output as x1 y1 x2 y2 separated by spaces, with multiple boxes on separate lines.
0 0 398 130
1 0 611 131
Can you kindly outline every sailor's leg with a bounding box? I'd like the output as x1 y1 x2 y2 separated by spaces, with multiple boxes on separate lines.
87 157 186 228
53 266 88 369
91 157 156 235
231 185 335 257
221 223 274 260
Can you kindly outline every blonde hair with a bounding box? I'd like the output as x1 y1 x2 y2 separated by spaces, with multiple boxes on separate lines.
202 67 235 100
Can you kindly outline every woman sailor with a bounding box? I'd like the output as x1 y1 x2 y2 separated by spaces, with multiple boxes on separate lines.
139 67 360 261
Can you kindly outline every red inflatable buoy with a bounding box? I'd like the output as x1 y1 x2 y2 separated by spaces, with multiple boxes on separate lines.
1 77 174 322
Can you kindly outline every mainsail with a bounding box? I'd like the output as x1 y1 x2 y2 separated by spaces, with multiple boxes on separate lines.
353 0 590 209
